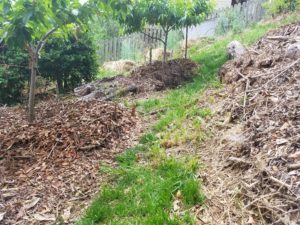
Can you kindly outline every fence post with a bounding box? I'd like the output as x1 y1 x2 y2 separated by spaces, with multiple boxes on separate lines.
113 37 117 60
150 47 152 64
110 39 113 61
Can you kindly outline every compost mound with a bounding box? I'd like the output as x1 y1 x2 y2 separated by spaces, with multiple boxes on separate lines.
131 58 198 89
218 22 300 224
75 59 198 100
0 100 138 224
0 100 136 154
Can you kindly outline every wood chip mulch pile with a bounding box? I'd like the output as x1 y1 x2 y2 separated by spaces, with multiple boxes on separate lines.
75 58 198 100
218 22 300 224
0 100 140 224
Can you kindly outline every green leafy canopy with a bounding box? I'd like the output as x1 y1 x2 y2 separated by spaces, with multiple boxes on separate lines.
118 0 214 34
0 0 97 48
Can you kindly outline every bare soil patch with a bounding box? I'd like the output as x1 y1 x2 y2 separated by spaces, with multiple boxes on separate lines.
0 100 140 224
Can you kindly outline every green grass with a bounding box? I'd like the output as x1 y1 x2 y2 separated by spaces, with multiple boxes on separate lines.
77 135 204 225
96 67 118 79
77 13 300 225
137 13 300 146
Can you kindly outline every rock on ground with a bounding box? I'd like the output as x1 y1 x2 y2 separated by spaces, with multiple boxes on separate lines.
227 40 247 59
286 42 300 59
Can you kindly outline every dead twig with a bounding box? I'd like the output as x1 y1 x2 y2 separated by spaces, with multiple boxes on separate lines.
236 70 250 119
269 176 292 190
265 36 294 41
77 144 103 151
287 163 300 171
244 193 277 209
227 156 252 166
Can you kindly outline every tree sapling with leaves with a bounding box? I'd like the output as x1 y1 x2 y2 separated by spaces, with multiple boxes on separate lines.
118 0 213 62
0 0 96 123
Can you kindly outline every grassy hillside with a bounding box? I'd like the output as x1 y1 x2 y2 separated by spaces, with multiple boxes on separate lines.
77 13 300 225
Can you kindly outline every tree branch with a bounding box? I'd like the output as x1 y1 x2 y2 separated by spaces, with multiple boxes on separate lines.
25 43 34 55
141 31 165 45
36 27 58 53
161 26 167 34
168 24 176 32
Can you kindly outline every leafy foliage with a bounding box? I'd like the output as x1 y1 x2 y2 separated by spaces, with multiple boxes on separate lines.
119 0 212 33
216 8 246 35
262 0 300 15
89 16 121 41
118 0 213 61
0 0 99 121
0 44 29 105
39 33 98 93
0 0 96 48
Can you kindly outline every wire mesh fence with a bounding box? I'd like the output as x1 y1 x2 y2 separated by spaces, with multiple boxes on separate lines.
97 27 164 64
97 0 267 64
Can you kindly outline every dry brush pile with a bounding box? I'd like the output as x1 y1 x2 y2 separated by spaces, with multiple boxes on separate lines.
219 22 300 224
0 100 139 224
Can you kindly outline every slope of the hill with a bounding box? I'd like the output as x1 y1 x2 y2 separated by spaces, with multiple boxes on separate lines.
196 22 300 225
77 13 299 225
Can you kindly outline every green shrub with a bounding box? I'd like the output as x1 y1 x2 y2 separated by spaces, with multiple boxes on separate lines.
167 30 184 50
262 0 300 15
216 8 246 35
0 44 29 105
39 33 98 94
120 38 144 62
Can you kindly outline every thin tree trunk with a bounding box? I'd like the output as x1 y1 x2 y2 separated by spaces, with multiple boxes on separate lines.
26 28 58 123
57 77 63 94
163 31 169 63
149 47 152 64
63 78 69 92
28 51 38 123
185 26 188 59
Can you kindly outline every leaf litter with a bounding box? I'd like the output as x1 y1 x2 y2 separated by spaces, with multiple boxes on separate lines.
0 99 140 224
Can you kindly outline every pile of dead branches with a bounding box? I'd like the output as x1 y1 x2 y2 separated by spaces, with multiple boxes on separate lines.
0 100 139 224
219 22 300 224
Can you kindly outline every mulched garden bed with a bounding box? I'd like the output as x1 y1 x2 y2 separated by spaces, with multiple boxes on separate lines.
0 100 140 224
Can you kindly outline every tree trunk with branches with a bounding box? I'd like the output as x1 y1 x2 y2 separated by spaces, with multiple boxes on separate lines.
27 28 57 123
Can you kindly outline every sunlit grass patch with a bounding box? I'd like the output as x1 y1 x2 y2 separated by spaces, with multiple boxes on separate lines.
78 13 300 225
77 136 204 225
138 13 300 143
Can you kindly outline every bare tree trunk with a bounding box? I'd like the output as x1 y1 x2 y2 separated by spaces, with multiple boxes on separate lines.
185 26 188 59
28 50 38 123
26 28 58 123
163 31 169 63
56 77 63 94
